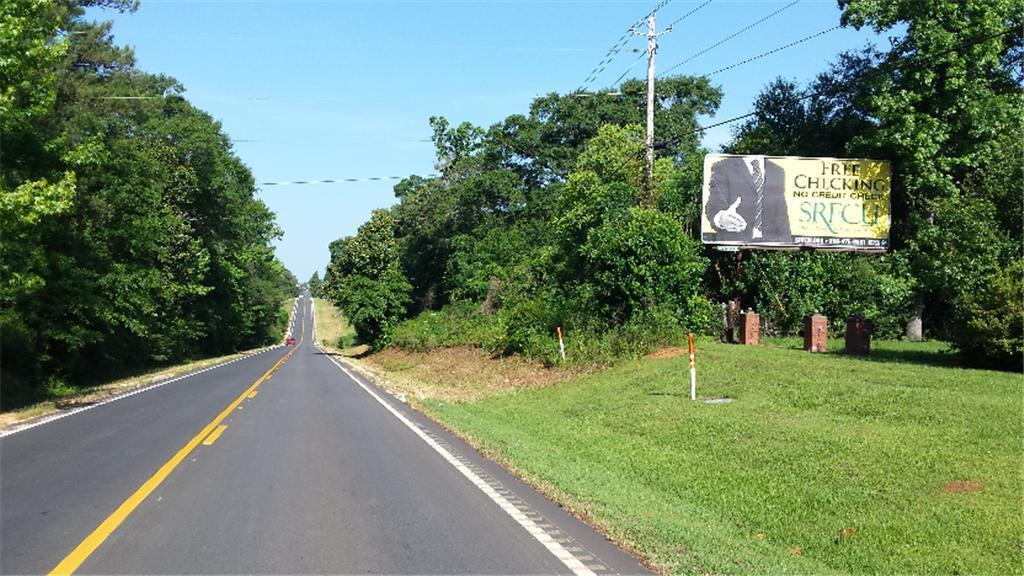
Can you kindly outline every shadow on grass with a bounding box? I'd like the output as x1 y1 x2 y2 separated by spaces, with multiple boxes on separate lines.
315 349 372 359
851 347 962 368
54 400 99 410
760 337 963 370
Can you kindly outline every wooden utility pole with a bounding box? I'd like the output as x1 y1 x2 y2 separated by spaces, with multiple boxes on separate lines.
645 13 657 191
634 13 671 201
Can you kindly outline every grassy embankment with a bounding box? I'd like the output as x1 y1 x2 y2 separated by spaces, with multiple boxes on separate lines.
0 298 297 429
312 297 357 351
431 340 1021 574
313 299 1023 574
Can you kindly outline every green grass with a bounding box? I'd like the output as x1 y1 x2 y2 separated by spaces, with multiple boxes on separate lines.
423 339 1023 574
313 298 356 349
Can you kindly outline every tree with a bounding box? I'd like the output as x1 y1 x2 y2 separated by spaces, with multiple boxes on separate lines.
556 124 708 325
719 3 1022 364
325 210 412 348
838 0 1022 355
308 271 323 298
1 0 297 407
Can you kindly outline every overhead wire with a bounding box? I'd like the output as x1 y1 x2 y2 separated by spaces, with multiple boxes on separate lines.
576 0 676 93
660 0 801 77
610 50 647 87
700 25 842 77
262 24 1020 189
608 0 716 87
260 176 421 187
662 0 715 31
662 25 1022 147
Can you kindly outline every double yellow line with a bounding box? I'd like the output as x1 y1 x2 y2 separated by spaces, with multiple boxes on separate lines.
50 301 305 575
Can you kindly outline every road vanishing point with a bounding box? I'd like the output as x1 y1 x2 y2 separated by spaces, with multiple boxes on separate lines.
1 295 647 575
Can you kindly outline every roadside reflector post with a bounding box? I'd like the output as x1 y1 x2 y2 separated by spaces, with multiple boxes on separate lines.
556 326 566 361
688 332 697 400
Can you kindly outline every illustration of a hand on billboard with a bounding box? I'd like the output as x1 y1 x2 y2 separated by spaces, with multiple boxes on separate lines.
704 155 791 244
712 197 747 233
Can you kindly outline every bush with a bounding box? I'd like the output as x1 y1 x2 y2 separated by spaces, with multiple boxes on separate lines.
499 294 564 362
324 210 412 349
334 271 410 349
391 303 503 352
949 259 1023 370
571 207 708 323
720 250 914 338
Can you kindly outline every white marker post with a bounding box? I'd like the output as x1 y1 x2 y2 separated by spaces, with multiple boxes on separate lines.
557 326 566 361
688 332 697 400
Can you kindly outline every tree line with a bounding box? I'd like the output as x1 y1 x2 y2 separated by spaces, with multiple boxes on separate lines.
2 0 298 408
323 0 1021 370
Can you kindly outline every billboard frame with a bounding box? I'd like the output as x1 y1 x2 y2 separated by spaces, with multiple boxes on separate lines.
701 153 891 254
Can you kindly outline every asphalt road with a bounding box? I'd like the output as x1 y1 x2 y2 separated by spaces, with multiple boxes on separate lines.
1 295 647 575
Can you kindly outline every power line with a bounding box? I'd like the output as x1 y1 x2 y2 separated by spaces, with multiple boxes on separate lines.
662 0 714 31
660 0 801 77
610 50 647 87
577 32 643 92
609 0 715 87
576 0 676 92
598 24 1019 180
671 25 1021 143
700 26 841 78
271 26 1020 190
260 176 416 187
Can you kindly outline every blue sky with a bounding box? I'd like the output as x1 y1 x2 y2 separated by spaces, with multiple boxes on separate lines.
92 0 892 281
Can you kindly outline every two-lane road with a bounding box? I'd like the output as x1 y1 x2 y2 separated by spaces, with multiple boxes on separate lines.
2 295 646 574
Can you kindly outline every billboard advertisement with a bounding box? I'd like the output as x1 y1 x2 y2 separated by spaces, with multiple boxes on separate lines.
701 154 891 251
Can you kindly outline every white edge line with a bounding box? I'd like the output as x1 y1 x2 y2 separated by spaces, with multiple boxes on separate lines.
317 344 596 576
0 346 283 439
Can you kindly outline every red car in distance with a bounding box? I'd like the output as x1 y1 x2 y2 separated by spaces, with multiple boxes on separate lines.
286 337 297 346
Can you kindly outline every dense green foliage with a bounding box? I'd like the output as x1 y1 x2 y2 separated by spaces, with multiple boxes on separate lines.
307 271 323 298
1 0 297 408
323 210 411 348
324 0 1020 369
324 78 722 360
950 258 1024 369
718 0 1022 366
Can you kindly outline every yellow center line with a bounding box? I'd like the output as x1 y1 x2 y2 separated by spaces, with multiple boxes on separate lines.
48 331 301 575
247 390 258 399
201 425 228 446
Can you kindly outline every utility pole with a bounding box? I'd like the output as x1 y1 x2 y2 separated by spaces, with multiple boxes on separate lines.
645 13 657 192
634 13 671 202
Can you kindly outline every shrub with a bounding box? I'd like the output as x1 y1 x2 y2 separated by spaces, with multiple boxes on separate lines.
391 303 503 352
950 259 1023 370
499 293 564 363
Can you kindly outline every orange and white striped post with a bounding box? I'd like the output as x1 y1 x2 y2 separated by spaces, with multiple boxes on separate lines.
556 326 566 361
688 332 697 400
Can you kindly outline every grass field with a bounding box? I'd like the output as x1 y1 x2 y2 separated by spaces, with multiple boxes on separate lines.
312 297 356 350
395 338 1024 574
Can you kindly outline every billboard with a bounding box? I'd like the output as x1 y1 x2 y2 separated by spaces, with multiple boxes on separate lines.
701 154 891 251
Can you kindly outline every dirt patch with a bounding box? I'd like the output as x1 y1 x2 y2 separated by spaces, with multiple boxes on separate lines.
362 346 574 404
644 347 688 360
942 480 982 494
